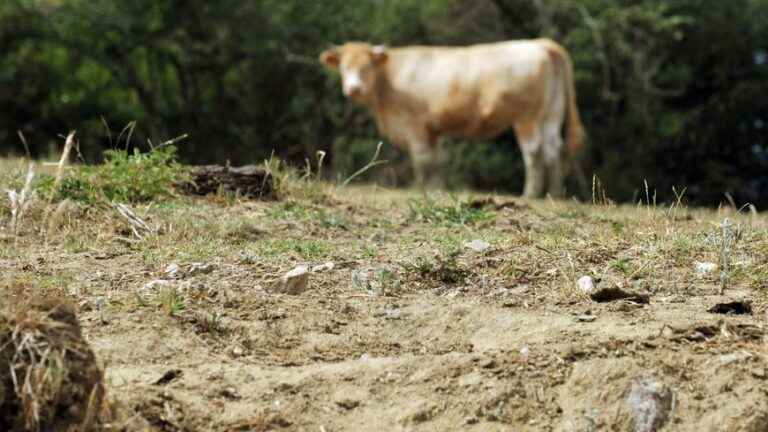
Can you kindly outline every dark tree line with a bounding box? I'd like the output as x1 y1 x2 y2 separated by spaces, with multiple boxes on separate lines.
0 0 766 207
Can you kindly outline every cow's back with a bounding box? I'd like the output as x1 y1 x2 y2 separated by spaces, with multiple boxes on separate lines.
379 40 553 139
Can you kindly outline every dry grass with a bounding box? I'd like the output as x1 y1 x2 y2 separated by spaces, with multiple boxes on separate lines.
2 155 768 429
0 299 106 431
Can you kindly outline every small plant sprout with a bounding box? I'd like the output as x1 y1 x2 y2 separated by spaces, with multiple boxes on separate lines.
338 141 387 189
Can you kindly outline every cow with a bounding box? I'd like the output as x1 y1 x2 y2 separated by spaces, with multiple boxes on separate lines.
320 39 585 198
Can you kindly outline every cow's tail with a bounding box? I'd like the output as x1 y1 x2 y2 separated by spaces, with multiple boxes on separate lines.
542 39 585 156
541 39 588 197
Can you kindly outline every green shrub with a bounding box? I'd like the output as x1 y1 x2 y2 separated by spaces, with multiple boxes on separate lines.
40 145 186 204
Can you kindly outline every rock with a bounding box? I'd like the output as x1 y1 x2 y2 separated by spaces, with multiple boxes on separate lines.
694 261 717 276
576 314 597 323
188 262 214 276
626 376 673 432
238 251 258 264
335 398 361 410
465 239 491 253
164 262 214 279
138 279 172 300
275 265 310 295
577 276 595 294
78 296 107 312
719 351 753 366
164 263 182 279
590 287 650 304
231 345 245 357
311 262 335 273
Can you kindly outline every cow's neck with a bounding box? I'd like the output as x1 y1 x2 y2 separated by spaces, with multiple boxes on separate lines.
368 70 418 147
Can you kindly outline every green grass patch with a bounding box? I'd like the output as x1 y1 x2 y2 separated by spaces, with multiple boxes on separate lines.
408 196 494 226
256 238 331 260
38 145 186 204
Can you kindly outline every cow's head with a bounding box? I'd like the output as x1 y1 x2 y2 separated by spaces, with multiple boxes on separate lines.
320 42 388 103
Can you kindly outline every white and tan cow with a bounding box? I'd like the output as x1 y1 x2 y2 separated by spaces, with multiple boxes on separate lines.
320 39 584 198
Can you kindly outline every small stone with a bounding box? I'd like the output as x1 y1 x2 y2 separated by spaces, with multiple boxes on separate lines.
464 416 479 425
220 387 241 400
694 261 717 277
164 263 181 279
335 398 361 410
92 296 108 310
577 276 595 294
238 251 258 264
575 314 597 323
719 351 753 366
140 279 171 295
479 358 497 369
465 239 491 253
231 345 244 357
626 376 673 432
188 262 214 276
275 265 310 295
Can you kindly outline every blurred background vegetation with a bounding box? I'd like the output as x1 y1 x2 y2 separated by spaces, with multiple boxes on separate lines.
0 0 766 207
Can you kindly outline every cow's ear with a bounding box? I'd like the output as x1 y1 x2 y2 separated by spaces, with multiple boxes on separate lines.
371 45 388 65
320 48 340 68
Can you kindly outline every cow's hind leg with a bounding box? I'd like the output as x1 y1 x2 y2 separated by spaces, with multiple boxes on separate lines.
542 122 566 199
516 123 546 198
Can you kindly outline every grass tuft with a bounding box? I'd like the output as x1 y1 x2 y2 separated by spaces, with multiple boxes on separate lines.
408 195 494 226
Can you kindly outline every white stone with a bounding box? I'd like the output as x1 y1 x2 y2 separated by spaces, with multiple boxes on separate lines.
164 263 181 279
464 239 491 253
188 262 214 276
694 261 717 276
719 351 752 366
311 262 335 273
577 276 595 294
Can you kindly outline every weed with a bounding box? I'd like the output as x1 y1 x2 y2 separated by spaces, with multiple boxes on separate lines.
6 161 36 235
39 145 185 204
351 267 403 296
263 155 331 204
361 244 377 258
194 311 226 335
403 248 468 285
719 218 736 294
408 195 494 225
612 258 630 275
257 238 330 260
158 287 186 315
63 234 89 253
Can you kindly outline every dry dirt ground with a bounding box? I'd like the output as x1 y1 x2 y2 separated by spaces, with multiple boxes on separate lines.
2 183 768 431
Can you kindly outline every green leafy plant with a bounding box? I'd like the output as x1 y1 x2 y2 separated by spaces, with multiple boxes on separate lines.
39 145 186 204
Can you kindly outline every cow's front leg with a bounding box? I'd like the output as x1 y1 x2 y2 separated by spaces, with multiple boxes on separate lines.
409 135 442 190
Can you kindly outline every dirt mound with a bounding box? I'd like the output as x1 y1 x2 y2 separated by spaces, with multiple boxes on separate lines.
0 299 106 432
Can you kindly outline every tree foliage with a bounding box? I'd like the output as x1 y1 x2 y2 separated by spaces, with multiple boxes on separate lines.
0 0 766 206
